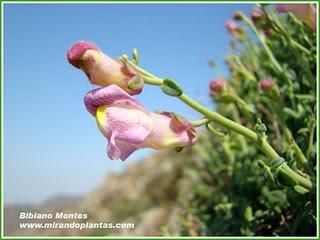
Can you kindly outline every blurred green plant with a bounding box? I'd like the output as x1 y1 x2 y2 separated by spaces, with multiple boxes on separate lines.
177 4 316 236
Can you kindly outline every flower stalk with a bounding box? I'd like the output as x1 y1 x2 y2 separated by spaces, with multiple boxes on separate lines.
122 57 313 191
191 118 210 127
239 13 283 74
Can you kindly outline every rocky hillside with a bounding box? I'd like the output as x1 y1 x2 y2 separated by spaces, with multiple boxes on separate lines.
5 149 189 236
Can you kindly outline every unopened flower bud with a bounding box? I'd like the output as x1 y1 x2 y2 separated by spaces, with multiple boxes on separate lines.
225 20 246 41
251 10 264 23
233 11 243 20
209 79 226 95
225 20 239 33
260 79 274 90
67 41 142 95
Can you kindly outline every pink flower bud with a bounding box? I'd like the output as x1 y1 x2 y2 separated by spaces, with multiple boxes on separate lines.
67 41 142 95
225 20 239 33
251 10 264 22
260 79 274 90
209 79 226 92
225 20 245 40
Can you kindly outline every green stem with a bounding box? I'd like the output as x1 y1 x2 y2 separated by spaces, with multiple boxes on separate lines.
179 94 275 155
190 118 210 127
220 94 253 121
266 11 311 55
142 75 163 85
234 56 256 82
291 141 312 175
178 94 311 190
268 95 310 174
307 118 315 161
222 141 235 164
241 14 283 74
124 59 312 190
125 59 162 82
231 106 248 152
284 128 310 174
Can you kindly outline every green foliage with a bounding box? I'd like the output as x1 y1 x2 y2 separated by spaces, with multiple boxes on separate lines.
177 5 316 236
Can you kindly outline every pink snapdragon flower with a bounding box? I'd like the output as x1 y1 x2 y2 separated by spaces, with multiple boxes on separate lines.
67 41 142 95
277 4 316 32
84 84 197 161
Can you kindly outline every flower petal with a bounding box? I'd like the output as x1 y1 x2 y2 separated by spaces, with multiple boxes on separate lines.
112 140 140 161
104 105 153 144
84 84 147 116
67 41 98 68
106 133 122 160
93 91 154 161
144 112 197 149
106 134 140 161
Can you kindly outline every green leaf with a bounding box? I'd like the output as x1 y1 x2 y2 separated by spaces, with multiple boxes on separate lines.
276 168 299 187
244 206 254 222
270 158 285 174
161 78 183 96
293 185 309 194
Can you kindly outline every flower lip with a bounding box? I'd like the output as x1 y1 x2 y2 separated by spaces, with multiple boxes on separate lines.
84 84 146 116
67 41 98 68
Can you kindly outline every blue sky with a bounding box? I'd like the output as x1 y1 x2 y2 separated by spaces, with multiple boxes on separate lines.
3 3 254 204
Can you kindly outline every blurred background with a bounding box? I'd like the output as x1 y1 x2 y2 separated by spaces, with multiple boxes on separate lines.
3 2 317 237
4 3 252 205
